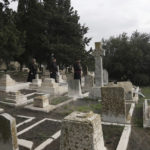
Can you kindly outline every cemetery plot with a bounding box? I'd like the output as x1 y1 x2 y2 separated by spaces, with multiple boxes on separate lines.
19 89 36 95
18 120 61 149
51 96 70 105
16 116 28 124
44 125 123 150
52 98 102 117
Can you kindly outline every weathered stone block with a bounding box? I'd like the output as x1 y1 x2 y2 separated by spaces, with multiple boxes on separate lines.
34 95 49 108
60 111 106 150
101 86 126 123
0 113 18 150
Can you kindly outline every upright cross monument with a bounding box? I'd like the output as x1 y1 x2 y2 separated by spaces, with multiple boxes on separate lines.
89 42 105 99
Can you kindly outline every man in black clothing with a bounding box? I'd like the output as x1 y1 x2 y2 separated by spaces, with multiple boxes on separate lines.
73 59 82 82
49 58 58 83
27 58 38 82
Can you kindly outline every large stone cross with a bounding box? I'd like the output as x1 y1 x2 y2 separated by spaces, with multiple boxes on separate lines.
93 42 104 87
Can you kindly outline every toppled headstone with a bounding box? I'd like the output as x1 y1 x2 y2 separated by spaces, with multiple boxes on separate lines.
60 111 106 150
34 95 49 108
0 113 18 150
68 79 82 98
101 86 126 123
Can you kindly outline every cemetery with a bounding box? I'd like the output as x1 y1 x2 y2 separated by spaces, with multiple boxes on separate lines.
1 0 150 150
0 41 149 150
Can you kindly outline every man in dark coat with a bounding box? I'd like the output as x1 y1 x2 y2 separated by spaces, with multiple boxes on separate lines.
49 58 58 82
73 59 82 82
27 58 38 82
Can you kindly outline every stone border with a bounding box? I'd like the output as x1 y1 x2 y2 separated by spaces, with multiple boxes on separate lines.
16 115 35 128
17 118 61 149
116 125 131 150
34 130 61 150
143 99 150 128
24 97 74 113
126 103 135 124
17 118 61 136
18 139 33 150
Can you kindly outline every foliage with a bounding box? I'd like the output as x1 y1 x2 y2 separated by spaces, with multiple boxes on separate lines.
0 0 25 68
103 31 150 85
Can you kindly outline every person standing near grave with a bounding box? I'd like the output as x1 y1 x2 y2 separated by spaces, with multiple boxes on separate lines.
73 59 82 82
49 58 58 82
27 58 38 82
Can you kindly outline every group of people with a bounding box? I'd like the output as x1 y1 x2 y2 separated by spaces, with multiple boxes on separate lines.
27 58 82 83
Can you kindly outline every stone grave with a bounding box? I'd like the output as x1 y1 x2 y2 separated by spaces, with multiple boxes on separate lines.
34 95 49 108
60 111 106 150
117 81 133 100
103 69 109 85
25 94 56 113
1 91 28 106
68 79 82 98
143 99 150 128
83 73 94 92
89 42 105 99
30 74 42 89
0 108 4 113
38 78 67 96
101 86 127 124
0 74 29 92
0 113 18 150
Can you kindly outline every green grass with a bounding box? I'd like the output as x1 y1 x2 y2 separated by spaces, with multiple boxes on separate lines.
133 86 150 127
61 102 102 116
51 96 70 105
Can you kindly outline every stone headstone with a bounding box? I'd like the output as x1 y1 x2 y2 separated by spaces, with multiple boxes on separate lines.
34 95 49 108
117 81 133 100
30 74 42 89
60 111 106 150
68 79 82 98
38 78 67 96
101 86 126 123
103 69 108 85
0 113 18 150
83 74 94 92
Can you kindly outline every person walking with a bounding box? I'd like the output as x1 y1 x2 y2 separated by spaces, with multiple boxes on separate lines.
27 58 38 82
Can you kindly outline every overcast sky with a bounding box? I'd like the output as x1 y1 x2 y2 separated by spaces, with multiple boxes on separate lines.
9 0 150 49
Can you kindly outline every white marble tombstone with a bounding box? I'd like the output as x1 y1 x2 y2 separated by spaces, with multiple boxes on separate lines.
68 79 82 98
